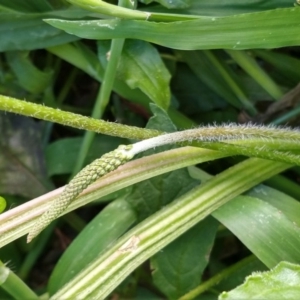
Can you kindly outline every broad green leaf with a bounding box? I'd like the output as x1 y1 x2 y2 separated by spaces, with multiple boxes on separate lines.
48 198 137 295
45 135 126 176
98 40 171 110
0 12 78 52
144 0 292 16
219 261 300 299
45 8 300 50
151 217 218 299
139 0 190 9
213 195 300 268
125 104 199 220
5 51 53 94
0 113 50 198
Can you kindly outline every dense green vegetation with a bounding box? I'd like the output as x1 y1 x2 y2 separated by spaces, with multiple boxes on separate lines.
1 0 300 299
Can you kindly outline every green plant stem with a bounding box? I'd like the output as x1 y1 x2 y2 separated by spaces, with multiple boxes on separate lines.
271 105 300 125
196 141 300 166
0 261 38 300
18 222 57 280
56 67 78 104
0 94 160 140
63 212 86 232
265 174 300 200
47 42 149 106
226 50 283 100
71 38 126 177
179 255 256 300
71 0 134 177
2 94 300 166
50 158 289 299
203 50 256 115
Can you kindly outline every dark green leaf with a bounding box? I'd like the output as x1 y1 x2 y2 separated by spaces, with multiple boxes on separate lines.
219 261 300 299
151 217 218 299
144 0 293 16
48 198 136 295
254 50 300 85
98 40 171 110
135 287 162 299
45 135 126 176
214 257 267 295
0 0 52 13
213 195 300 268
0 12 78 52
140 0 190 9
177 51 243 109
0 113 50 198
6 51 53 94
150 0 292 14
45 8 300 50
171 63 227 114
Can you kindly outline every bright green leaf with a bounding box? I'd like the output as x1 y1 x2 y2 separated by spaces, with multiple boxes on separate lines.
98 40 171 110
45 8 300 50
219 261 300 299
151 217 218 299
0 196 6 213
48 198 137 295
213 195 300 268
247 184 300 227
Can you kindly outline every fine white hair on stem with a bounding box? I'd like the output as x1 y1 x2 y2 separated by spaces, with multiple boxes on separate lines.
27 122 300 242
131 123 300 155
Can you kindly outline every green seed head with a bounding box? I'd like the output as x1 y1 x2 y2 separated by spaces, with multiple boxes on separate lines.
27 144 134 242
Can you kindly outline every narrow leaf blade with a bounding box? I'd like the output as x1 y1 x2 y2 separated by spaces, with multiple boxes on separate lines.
45 8 300 50
213 195 300 268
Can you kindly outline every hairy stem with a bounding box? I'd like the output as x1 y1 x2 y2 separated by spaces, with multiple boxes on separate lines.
0 94 159 140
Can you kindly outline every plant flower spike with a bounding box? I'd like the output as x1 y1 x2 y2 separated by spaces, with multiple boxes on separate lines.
27 123 300 242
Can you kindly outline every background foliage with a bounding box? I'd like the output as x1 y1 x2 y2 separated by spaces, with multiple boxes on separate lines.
1 0 300 299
